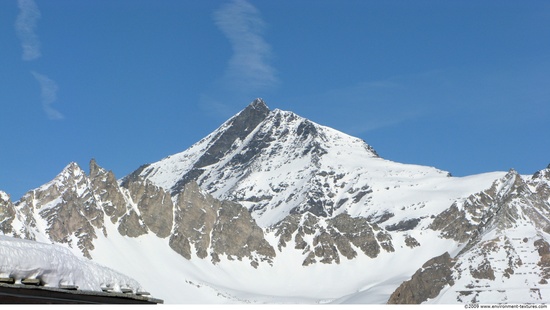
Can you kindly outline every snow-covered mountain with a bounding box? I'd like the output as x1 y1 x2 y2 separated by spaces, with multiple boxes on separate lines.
0 99 549 304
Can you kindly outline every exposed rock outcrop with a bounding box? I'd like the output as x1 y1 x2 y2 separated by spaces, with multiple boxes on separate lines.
404 235 421 248
273 212 393 266
388 252 455 304
170 181 275 267
171 99 271 194
124 177 173 238
117 209 148 238
0 192 15 235
430 169 550 251
89 159 128 224
535 238 550 281
15 163 105 258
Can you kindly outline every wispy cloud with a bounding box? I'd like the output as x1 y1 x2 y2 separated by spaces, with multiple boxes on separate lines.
15 1 64 120
213 0 278 92
15 0 41 61
31 71 64 120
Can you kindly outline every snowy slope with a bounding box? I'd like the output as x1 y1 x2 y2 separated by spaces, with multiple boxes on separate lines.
429 227 550 304
88 212 460 303
385 168 550 304
137 99 503 228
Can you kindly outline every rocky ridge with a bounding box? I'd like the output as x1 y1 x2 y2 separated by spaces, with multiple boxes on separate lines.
271 212 394 266
0 159 274 267
390 166 550 303
169 181 275 267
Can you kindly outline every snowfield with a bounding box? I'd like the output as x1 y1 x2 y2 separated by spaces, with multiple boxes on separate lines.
89 215 462 303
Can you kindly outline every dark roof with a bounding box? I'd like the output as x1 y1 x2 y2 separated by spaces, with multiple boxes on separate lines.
0 282 163 304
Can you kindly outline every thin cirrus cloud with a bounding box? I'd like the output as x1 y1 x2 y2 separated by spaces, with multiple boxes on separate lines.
213 0 278 92
15 0 64 120
31 71 64 120
15 0 41 61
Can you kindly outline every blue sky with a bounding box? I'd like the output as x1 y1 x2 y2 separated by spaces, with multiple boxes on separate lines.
1 0 549 199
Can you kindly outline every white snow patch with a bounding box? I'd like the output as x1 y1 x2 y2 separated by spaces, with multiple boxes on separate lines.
0 235 143 293
0 191 10 202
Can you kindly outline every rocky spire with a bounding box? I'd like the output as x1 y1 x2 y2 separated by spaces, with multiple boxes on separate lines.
88 159 128 224
249 98 269 111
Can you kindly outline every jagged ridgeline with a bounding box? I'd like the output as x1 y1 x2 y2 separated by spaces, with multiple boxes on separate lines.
0 159 275 267
1 99 550 304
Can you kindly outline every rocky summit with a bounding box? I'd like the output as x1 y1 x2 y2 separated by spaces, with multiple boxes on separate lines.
0 99 549 304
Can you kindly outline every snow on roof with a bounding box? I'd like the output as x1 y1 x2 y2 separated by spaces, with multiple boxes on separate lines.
0 235 144 294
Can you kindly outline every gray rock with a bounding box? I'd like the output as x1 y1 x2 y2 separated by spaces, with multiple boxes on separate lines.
469 258 495 280
89 159 127 224
125 177 173 238
273 212 392 265
170 181 218 259
535 238 550 281
404 235 421 248
330 213 389 257
387 252 455 304
385 218 420 232
171 99 271 193
11 191 38 240
170 181 275 267
0 192 16 235
16 163 105 258
211 200 276 265
430 169 550 252
117 209 148 238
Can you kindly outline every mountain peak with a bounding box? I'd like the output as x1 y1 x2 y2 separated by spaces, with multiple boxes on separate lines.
58 162 85 180
248 98 269 112
0 191 10 202
234 98 270 128
166 99 271 193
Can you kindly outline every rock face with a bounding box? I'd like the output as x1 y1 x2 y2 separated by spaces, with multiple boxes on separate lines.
0 159 275 267
124 177 173 238
169 181 275 267
272 212 393 266
390 166 550 304
89 159 127 224
5 159 172 256
170 99 272 194
0 192 15 235
13 163 105 258
117 209 148 238
0 161 132 256
388 252 455 304
535 238 550 282
430 169 550 252
415 233 550 304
